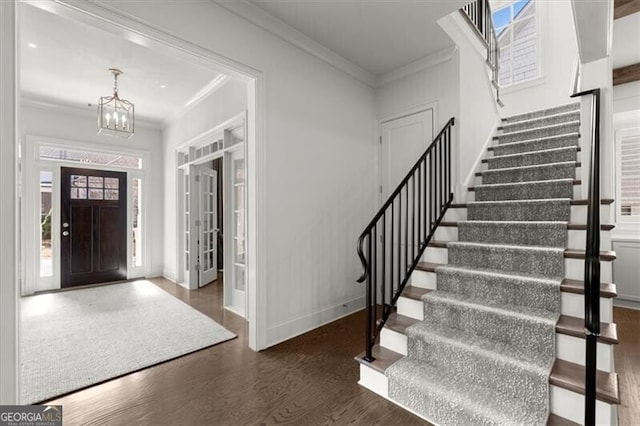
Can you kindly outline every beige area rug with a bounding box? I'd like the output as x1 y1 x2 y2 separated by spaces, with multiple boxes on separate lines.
20 280 235 404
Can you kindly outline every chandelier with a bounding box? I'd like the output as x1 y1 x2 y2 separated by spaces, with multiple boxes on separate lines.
97 68 134 138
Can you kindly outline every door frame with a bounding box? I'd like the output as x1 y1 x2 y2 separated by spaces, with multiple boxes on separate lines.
2 1 268 401
22 136 150 295
175 112 248 314
376 102 439 207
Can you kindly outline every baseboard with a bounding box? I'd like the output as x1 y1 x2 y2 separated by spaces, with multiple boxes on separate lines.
266 296 365 348
161 270 177 283
613 298 640 311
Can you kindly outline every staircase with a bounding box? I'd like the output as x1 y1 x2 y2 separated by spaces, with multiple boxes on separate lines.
357 102 621 425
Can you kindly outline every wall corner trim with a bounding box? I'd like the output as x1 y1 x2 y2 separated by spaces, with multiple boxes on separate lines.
376 46 457 87
213 0 376 87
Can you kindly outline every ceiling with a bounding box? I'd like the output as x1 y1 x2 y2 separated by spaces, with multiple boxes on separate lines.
248 0 468 76
612 12 640 69
19 3 222 124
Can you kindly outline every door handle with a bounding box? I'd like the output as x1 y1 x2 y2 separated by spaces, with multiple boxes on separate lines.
62 230 69 237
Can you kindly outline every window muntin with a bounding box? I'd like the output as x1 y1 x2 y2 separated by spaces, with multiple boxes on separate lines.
39 146 142 169
493 0 538 87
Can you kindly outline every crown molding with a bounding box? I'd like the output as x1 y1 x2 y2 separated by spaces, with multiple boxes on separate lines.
163 74 231 128
375 46 457 87
214 0 376 87
20 93 163 130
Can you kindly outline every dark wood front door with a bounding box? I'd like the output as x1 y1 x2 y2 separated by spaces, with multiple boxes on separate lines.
61 167 127 288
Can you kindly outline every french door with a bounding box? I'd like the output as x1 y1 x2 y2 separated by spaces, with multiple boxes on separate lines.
198 166 218 287
60 167 127 287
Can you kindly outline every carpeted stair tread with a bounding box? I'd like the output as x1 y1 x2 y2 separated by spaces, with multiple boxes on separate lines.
479 161 577 184
386 357 546 425
550 359 620 404
471 178 575 201
556 315 618 344
489 133 579 156
485 146 578 170
454 199 615 208
422 290 558 326
493 121 580 144
404 322 552 415
502 103 580 123
406 320 553 371
447 241 565 279
467 198 571 221
499 110 581 133
435 220 614 231
457 220 568 247
435 265 560 313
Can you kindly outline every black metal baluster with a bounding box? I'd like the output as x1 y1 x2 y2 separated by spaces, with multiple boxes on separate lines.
372 223 377 325
381 213 386 315
364 233 372 361
390 201 395 301
412 174 415 263
438 138 444 211
418 163 422 249
397 194 401 292
404 185 408 273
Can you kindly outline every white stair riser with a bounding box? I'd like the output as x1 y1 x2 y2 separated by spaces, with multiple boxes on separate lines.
562 292 613 323
556 334 613 372
380 328 408 356
358 364 436 424
359 364 389 398
466 184 583 203
550 386 617 425
422 247 447 264
397 296 424 320
410 270 437 290
443 208 467 221
565 259 612 282
434 226 457 241
572 205 612 224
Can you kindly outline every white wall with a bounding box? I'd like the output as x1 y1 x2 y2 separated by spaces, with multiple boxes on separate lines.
375 54 459 130
439 13 502 201
0 0 18 403
614 81 640 114
103 1 376 347
20 103 165 277
162 79 247 281
499 1 579 117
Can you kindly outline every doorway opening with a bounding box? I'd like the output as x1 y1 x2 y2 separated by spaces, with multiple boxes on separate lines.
176 113 248 318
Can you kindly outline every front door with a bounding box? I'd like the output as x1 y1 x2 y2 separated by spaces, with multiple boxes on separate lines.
60 167 127 288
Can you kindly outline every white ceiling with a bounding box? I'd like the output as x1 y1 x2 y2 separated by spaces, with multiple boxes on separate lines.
612 12 640 69
248 0 468 76
19 3 222 123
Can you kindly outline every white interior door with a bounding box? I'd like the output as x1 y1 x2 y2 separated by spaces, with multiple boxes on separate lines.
198 166 218 287
224 147 246 317
380 109 434 199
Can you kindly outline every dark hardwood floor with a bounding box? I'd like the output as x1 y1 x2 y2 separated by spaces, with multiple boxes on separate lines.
48 277 425 425
613 307 640 425
47 278 639 425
